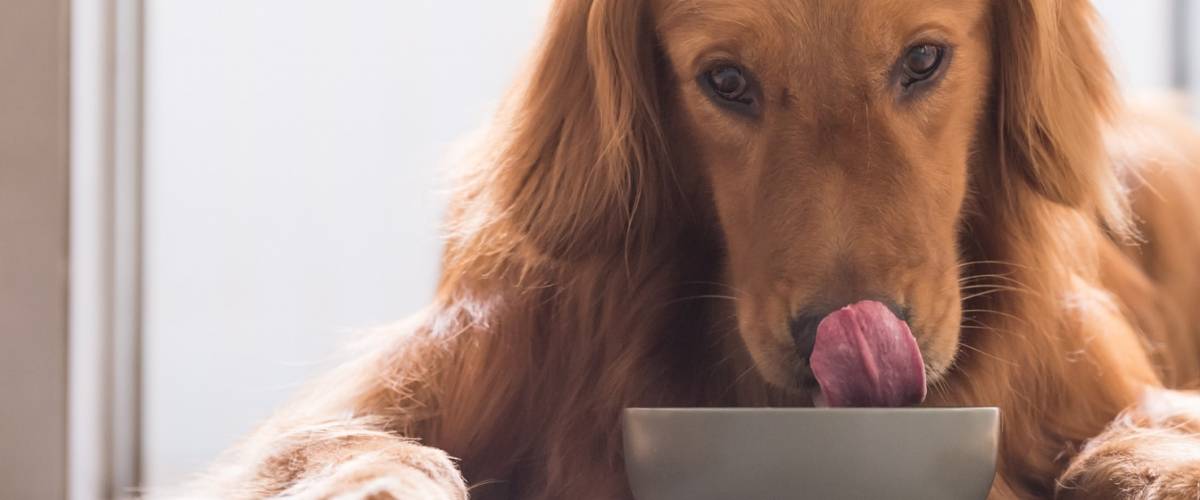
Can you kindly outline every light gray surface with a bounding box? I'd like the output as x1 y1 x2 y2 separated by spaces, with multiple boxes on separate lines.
623 408 998 500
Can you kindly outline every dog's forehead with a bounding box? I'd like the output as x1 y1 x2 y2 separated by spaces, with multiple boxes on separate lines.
656 0 989 54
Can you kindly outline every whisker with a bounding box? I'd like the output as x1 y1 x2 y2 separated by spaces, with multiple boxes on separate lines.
928 377 952 400
961 308 1030 327
958 284 1031 293
958 342 1018 367
960 287 1036 302
956 260 1031 270
966 321 1032 344
720 365 759 399
661 294 740 308
958 274 1031 288
960 291 1001 302
960 317 989 328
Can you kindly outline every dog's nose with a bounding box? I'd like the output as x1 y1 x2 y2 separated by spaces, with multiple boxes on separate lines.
789 313 824 361
790 301 909 361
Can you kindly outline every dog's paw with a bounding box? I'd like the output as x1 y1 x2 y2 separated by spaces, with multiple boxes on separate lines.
288 445 468 500
1058 435 1200 499
1059 391 1200 499
323 472 466 500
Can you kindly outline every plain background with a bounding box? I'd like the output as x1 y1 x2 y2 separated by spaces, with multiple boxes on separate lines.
140 0 1188 488
141 0 550 485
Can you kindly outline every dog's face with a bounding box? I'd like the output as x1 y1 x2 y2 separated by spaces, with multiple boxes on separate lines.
498 0 1111 399
655 0 993 391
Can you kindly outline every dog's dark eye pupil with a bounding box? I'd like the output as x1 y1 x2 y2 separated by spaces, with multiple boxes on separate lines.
708 66 748 100
904 44 943 79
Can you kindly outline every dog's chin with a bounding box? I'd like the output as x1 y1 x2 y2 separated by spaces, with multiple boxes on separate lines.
739 336 804 386
750 360 803 391
914 323 962 386
745 342 956 406
919 345 957 386
740 341 819 396
744 356 823 406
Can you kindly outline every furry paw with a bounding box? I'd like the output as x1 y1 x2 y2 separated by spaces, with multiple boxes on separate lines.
1058 441 1200 499
287 445 468 500
323 473 466 500
1058 390 1200 499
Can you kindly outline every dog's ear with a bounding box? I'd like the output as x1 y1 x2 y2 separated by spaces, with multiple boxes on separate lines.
993 0 1126 227
487 0 672 260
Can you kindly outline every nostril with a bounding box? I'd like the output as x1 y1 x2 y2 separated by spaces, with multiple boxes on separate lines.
884 302 910 323
789 313 824 361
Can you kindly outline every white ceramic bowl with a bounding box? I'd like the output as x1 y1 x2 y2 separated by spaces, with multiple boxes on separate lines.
623 408 998 500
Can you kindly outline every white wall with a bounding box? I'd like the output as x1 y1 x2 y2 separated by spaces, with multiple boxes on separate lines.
141 0 1181 488
1092 0 1174 91
142 0 549 486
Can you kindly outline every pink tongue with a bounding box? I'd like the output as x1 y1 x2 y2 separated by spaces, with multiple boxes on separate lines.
809 300 927 407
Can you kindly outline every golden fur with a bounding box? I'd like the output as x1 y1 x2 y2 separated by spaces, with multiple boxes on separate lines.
189 0 1200 498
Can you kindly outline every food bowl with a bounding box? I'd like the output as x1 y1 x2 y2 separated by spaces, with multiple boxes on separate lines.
622 407 998 500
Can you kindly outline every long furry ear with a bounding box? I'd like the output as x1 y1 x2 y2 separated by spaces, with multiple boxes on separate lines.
993 0 1128 232
486 0 672 260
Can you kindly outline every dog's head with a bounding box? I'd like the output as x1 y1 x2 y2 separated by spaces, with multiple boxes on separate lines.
487 0 1118 402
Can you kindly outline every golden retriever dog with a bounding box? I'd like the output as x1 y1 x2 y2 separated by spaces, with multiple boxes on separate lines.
190 0 1200 498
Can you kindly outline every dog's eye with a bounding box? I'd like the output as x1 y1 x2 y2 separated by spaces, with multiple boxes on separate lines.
704 65 754 102
901 44 945 86
707 66 749 101
699 64 759 116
